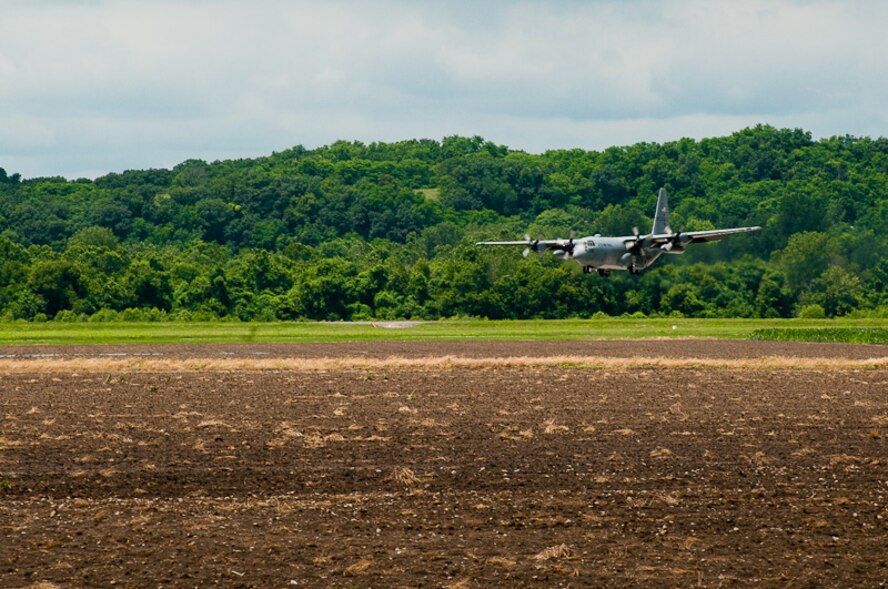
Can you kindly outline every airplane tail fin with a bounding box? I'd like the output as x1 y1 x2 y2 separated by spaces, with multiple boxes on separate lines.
652 188 670 235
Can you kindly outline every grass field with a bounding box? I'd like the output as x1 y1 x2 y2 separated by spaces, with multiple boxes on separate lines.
751 326 888 344
0 317 886 345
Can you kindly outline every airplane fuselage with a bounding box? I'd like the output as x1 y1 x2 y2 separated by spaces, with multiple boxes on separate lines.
561 235 674 275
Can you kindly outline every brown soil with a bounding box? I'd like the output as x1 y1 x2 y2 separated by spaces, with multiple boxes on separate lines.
2 338 887 360
1 341 886 588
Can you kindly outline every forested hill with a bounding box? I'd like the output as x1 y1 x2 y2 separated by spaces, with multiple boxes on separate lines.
1 125 886 321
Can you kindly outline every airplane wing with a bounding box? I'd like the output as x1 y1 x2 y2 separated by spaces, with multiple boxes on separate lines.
475 240 536 246
476 238 576 256
648 225 761 246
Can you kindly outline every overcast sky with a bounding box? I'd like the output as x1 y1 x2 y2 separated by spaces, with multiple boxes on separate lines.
2 0 887 179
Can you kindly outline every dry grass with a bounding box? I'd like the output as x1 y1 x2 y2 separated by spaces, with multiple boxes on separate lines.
0 437 24 448
387 466 422 486
302 431 327 449
498 427 535 441
0 354 886 374
743 451 769 465
343 558 372 576
485 556 517 567
650 448 674 459
542 419 570 434
532 544 574 561
828 453 861 465
196 419 234 430
657 493 681 507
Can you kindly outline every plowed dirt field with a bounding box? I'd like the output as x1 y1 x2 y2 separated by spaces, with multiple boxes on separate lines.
1 341 886 588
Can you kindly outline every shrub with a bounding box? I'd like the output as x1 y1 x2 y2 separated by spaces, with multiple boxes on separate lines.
54 309 86 322
89 309 121 322
797 304 826 319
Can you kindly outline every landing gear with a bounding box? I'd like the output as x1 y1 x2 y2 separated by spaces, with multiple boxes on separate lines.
596 269 610 277
630 266 641 275
583 265 593 274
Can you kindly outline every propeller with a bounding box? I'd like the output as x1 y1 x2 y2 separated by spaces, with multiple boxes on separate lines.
625 226 644 254
554 230 577 258
522 233 543 258
565 230 576 253
661 225 688 252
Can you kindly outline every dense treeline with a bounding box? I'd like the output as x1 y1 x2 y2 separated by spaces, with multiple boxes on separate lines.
1 125 887 321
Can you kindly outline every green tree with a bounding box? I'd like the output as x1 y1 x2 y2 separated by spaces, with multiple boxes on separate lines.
68 226 120 249
801 266 864 317
126 259 173 311
593 204 650 236
775 232 838 295
195 198 236 243
27 259 86 316
661 283 707 316
754 272 792 318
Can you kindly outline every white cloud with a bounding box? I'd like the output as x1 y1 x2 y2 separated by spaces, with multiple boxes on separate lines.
1 0 888 178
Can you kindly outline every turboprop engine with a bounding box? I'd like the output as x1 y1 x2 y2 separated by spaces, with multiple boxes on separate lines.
660 231 692 254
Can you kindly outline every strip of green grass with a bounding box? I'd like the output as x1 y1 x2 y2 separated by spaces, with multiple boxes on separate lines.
750 327 888 345
0 318 885 346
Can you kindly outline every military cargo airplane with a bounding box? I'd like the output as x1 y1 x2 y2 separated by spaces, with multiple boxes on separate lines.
477 188 761 276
